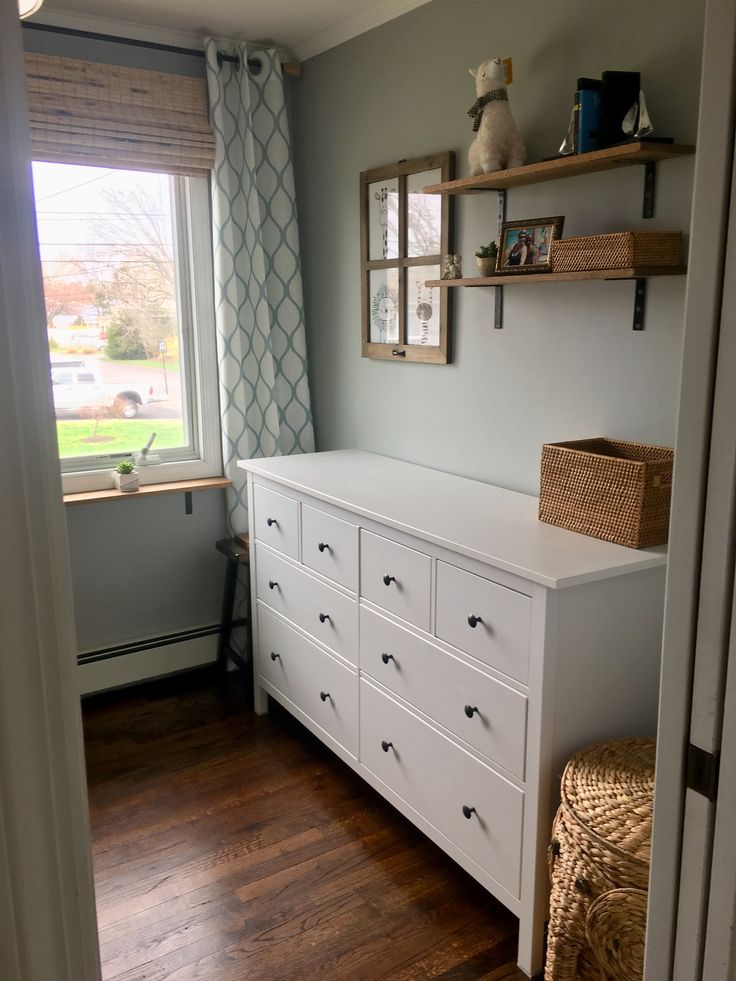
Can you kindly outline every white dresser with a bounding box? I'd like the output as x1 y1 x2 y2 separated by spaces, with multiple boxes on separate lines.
238 450 667 977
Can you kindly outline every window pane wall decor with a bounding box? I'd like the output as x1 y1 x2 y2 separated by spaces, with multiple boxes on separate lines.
360 152 453 364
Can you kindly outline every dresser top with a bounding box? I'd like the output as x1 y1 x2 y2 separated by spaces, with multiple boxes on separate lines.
239 450 667 589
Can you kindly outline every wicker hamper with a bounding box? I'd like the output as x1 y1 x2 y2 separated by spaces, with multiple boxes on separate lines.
546 738 656 981
539 438 674 548
551 231 682 272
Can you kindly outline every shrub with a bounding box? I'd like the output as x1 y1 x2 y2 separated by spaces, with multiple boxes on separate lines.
106 318 146 360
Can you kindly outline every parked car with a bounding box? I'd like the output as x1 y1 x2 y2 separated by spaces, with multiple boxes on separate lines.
50 358 167 418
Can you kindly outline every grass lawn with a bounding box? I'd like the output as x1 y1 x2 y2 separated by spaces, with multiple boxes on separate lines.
56 419 185 458
98 355 181 371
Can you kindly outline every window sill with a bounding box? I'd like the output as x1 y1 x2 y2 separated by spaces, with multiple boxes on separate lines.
63 476 232 506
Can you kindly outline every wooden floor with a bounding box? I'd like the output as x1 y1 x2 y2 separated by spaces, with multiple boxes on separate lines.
83 668 527 980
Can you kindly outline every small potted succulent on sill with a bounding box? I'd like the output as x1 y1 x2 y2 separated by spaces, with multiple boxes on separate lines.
475 241 498 277
113 458 139 493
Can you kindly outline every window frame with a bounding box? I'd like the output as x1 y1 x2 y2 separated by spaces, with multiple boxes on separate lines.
36 169 222 495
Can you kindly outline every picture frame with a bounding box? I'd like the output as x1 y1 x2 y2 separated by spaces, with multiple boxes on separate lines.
360 152 454 364
497 216 565 274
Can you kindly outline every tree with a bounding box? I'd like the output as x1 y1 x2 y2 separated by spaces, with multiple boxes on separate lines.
87 183 177 358
41 265 94 326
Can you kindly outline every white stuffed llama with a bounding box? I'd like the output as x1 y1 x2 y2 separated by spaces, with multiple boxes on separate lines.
467 58 526 175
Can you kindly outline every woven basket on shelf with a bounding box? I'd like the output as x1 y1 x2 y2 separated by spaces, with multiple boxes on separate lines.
546 738 656 981
551 231 682 272
539 438 674 548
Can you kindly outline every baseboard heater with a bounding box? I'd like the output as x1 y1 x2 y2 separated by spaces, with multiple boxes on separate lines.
77 624 221 695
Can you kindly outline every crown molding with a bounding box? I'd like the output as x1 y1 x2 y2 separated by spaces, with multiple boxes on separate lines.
294 0 432 61
27 0 433 63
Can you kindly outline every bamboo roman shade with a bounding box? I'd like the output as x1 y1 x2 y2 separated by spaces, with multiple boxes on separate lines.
25 52 215 176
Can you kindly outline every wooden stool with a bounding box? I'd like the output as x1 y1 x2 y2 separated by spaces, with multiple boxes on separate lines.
215 533 252 694
546 738 655 981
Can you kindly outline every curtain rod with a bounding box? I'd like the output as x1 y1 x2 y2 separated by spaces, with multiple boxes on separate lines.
22 22 301 77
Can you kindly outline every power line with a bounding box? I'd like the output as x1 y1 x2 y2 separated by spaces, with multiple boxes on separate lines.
38 243 173 248
33 168 118 203
35 211 169 217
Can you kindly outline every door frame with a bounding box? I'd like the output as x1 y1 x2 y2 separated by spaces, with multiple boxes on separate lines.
0 0 101 977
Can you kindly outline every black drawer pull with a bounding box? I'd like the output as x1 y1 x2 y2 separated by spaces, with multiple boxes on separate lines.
464 705 479 718
318 542 330 553
270 651 280 662
266 517 278 527
319 612 331 623
381 740 393 753
462 805 477 820
268 580 278 590
467 614 483 629
320 691 331 702
381 652 395 665
382 574 397 586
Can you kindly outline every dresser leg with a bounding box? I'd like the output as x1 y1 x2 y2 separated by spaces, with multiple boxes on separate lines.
254 683 269 715
517 903 546 978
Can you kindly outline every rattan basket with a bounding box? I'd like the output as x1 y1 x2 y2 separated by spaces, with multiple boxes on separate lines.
546 738 655 981
551 231 682 272
539 438 674 548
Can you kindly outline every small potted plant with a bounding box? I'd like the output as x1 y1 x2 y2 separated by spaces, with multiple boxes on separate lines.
475 241 498 277
113 459 139 493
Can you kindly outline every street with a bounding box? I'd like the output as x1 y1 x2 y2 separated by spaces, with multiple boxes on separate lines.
98 356 182 419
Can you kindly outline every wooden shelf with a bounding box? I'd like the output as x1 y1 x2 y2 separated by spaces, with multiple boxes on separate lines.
63 476 232 506
423 142 695 195
426 265 687 288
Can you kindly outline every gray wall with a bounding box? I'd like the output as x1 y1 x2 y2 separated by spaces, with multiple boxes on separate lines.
292 0 705 493
23 25 226 654
66 491 225 651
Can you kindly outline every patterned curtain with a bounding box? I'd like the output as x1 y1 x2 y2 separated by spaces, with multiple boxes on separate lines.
205 40 314 534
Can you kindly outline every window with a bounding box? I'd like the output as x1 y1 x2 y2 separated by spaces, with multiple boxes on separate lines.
360 152 454 364
32 161 221 493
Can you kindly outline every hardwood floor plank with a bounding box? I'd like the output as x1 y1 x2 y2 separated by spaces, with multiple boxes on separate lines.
83 669 525 981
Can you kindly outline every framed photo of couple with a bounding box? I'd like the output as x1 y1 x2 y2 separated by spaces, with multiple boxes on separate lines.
497 216 564 274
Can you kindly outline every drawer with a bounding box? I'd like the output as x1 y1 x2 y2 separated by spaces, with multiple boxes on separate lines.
301 503 359 592
258 605 358 758
360 530 431 631
360 678 523 898
436 562 531 685
253 483 299 560
360 606 527 779
256 548 358 666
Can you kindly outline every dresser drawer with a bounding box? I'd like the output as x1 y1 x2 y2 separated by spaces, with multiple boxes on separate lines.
360 678 523 898
436 562 531 685
360 606 527 779
256 548 358 665
253 483 299 560
301 503 358 592
258 606 357 758
360 530 431 631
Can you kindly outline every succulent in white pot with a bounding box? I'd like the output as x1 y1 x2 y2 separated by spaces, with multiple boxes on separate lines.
475 241 499 277
113 459 139 493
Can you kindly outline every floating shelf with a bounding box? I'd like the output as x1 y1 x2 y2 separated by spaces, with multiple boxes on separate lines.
426 266 688 288
427 266 688 331
423 142 695 195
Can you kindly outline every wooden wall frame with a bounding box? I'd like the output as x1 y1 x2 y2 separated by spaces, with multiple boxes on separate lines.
360 152 454 364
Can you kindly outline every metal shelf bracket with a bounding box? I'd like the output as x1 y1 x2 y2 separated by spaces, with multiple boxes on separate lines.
643 162 656 219
494 285 504 330
633 278 647 331
495 189 507 329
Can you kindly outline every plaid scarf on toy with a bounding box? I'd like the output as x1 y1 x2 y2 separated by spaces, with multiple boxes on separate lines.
467 88 508 131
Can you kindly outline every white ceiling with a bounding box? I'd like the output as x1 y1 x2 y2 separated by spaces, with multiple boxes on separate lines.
32 0 433 61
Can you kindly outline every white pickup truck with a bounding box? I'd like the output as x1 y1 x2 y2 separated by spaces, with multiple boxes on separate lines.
50 358 167 419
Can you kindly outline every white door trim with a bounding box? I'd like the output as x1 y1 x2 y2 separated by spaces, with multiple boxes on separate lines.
645 0 736 975
0 0 101 977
